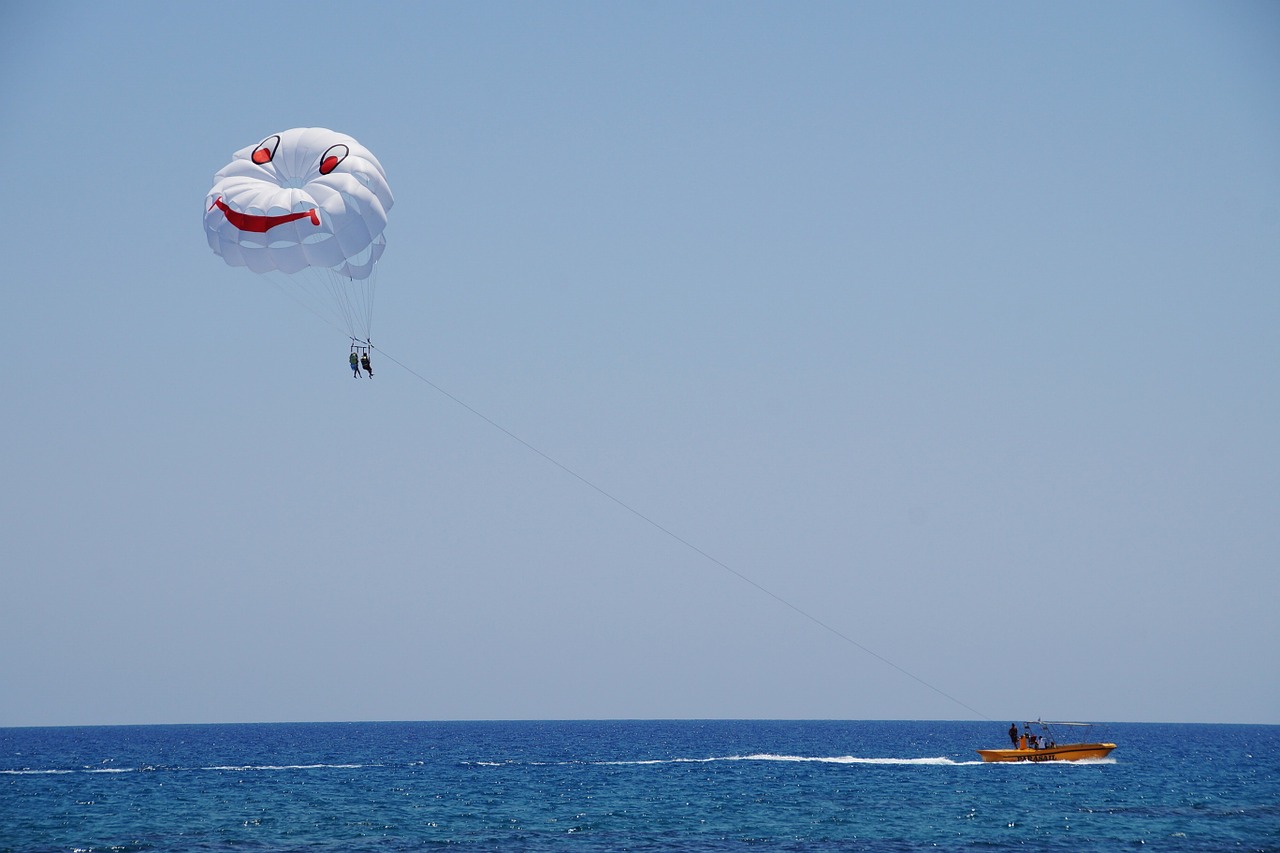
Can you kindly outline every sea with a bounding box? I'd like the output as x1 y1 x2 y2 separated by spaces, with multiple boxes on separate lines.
2 720 1276 852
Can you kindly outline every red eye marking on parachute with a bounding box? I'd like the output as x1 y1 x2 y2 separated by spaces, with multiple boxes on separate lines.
252 135 281 165
210 197 321 233
319 143 349 175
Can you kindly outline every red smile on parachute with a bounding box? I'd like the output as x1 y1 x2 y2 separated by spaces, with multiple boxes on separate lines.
211 197 321 233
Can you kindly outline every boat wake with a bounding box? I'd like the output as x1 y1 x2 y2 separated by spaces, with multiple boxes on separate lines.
597 754 986 767
4 755 1116 776
1 763 374 775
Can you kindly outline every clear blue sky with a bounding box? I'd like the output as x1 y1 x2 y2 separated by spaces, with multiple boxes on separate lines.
2 1 1277 727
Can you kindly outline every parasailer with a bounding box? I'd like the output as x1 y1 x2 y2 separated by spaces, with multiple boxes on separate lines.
203 127 394 362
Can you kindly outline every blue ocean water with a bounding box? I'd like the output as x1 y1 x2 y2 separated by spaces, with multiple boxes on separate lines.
2 720 1276 852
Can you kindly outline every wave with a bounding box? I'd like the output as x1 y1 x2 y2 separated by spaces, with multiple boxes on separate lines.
3 763 373 775
201 763 370 772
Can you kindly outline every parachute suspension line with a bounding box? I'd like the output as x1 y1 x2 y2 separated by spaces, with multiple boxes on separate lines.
326 268 376 343
369 343 994 722
277 266 376 344
258 271 376 353
263 273 350 339
317 268 361 340
362 269 377 343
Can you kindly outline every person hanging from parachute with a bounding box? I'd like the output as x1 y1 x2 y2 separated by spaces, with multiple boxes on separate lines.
203 127 394 376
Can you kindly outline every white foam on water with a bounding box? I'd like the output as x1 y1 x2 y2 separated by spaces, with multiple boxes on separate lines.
202 763 368 772
596 754 982 767
5 762 375 775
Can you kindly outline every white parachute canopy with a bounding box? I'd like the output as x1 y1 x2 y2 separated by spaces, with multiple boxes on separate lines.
204 127 394 341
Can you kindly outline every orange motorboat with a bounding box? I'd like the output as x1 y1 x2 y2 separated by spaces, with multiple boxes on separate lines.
977 720 1116 763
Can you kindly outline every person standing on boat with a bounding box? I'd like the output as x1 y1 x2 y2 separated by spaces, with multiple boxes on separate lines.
1009 723 1019 748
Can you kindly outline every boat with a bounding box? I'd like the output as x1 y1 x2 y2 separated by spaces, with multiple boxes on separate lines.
977 720 1116 763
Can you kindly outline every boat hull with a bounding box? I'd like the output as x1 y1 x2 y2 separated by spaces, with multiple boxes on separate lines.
976 743 1116 763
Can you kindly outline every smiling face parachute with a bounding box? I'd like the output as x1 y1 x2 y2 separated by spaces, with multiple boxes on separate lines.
204 127 393 342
